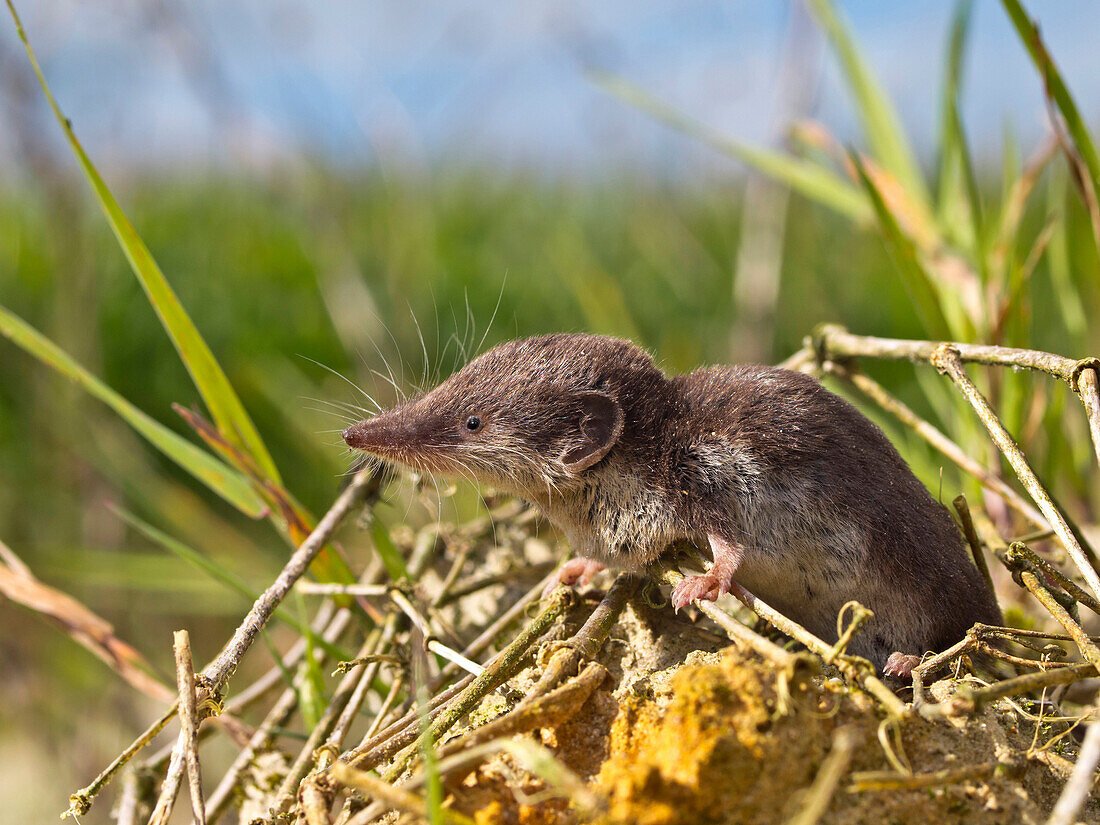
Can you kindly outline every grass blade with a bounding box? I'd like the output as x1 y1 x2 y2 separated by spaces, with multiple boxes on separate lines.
371 517 410 582
935 0 974 239
1000 0 1100 193
849 153 952 340
172 404 360 586
592 71 871 223
805 0 930 209
1045 169 1088 338
0 304 267 517
5 0 281 485
113 505 351 660
935 0 986 264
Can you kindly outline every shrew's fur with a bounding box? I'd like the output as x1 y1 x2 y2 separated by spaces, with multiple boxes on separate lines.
343 333 1000 670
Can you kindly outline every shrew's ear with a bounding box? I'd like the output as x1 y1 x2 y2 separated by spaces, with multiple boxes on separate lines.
560 391 623 473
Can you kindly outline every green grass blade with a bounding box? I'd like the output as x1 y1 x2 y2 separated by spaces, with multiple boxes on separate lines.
1001 0 1100 192
114 504 350 660
371 517 410 582
593 71 871 223
0 304 267 517
5 0 281 486
1045 169 1088 338
946 97 987 275
805 0 931 209
111 504 263 604
934 0 975 244
298 591 329 729
850 154 952 340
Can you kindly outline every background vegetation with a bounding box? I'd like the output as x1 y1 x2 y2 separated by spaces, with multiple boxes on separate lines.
2 0 1099 822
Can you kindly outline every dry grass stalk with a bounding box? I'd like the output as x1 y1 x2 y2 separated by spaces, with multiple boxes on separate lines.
53 327 1100 824
785 727 860 825
173 630 206 825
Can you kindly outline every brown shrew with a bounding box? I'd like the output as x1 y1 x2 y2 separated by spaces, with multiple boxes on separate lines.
342 333 1000 676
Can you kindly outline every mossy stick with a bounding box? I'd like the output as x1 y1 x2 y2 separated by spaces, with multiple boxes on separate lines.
63 703 177 819
382 589 570 781
1018 572 1100 671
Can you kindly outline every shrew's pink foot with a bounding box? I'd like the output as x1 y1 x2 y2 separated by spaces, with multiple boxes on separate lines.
543 558 607 599
671 533 743 612
883 652 922 680
670 571 732 610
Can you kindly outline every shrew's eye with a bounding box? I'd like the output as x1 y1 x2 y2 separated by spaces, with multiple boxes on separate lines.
464 415 482 432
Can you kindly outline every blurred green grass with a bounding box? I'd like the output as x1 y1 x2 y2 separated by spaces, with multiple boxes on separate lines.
3 3 1100 819
2 165 1096 566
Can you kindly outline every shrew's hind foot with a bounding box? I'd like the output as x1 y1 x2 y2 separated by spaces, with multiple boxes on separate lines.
883 652 922 680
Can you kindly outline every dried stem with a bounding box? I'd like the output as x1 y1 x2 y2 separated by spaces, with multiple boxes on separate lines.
952 497 997 601
661 569 800 669
202 466 381 694
826 361 1049 531
438 661 608 757
425 570 559 693
330 763 476 825
1007 542 1100 616
1076 367 1100 469
382 589 571 780
64 703 177 819
343 676 474 772
173 631 205 825
941 663 1097 716
815 325 1078 380
270 620 396 816
786 727 859 825
1019 572 1100 671
146 729 187 825
849 760 1017 792
727 581 906 718
929 345 1100 602
204 600 357 822
1047 721 1100 825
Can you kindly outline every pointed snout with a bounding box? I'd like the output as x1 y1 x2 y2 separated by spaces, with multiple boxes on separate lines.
342 412 420 455
342 419 387 451
342 423 366 449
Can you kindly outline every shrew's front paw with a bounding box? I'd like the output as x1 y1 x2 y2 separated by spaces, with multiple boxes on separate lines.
670 570 734 611
543 558 607 599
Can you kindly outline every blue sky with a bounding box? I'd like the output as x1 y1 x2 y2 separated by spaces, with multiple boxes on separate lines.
2 1 1099 178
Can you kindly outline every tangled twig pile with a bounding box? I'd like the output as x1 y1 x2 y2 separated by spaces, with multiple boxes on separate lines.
16 327 1100 824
